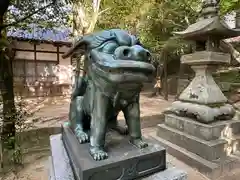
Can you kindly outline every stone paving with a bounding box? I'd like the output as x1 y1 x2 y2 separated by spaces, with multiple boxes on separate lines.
143 128 210 180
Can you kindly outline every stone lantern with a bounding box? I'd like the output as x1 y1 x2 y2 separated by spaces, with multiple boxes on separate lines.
155 1 240 179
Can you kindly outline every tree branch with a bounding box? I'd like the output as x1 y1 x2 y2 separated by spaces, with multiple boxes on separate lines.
167 20 186 28
221 40 240 63
0 2 54 29
98 8 110 16
184 16 190 26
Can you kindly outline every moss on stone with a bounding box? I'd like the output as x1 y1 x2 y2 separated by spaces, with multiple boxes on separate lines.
214 70 240 83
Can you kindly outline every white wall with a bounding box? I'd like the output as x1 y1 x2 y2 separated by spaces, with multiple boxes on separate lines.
36 43 57 52
14 41 34 50
15 51 34 60
14 41 71 62
36 52 58 61
13 41 73 85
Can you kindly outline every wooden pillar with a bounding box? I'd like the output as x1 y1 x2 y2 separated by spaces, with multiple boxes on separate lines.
34 43 38 96
56 45 61 95
23 59 26 86
163 51 168 100
57 45 60 64
34 43 37 78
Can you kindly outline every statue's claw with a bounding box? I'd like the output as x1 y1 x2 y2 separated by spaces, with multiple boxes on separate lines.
75 125 89 143
90 147 108 161
76 131 89 143
130 138 148 149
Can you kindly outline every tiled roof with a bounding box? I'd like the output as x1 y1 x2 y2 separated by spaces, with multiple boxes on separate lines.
7 25 72 43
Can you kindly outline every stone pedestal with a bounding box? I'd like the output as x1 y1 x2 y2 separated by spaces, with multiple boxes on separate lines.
154 114 240 179
168 51 235 124
154 51 240 179
156 0 240 178
49 128 187 180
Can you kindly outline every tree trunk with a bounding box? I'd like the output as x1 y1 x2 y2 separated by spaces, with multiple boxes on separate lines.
0 15 16 168
72 1 88 38
71 0 102 77
163 52 168 100
71 1 87 86
236 9 240 29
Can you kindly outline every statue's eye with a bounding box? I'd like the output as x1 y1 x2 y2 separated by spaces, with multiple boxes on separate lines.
101 41 119 53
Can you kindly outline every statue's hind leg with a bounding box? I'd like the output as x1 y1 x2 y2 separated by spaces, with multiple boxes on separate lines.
108 115 129 135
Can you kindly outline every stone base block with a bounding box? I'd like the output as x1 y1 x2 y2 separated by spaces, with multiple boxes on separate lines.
62 126 167 180
157 123 227 161
49 133 188 180
165 114 240 141
151 131 240 180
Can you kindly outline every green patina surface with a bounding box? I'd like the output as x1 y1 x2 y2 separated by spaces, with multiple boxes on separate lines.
62 29 155 161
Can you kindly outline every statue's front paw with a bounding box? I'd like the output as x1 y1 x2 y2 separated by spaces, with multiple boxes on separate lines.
130 138 148 149
89 147 108 161
76 131 89 143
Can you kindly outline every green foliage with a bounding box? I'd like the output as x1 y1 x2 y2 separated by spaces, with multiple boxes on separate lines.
138 0 200 51
214 70 240 83
97 0 201 57
0 96 33 165
97 0 146 31
7 0 70 33
7 0 237 57
220 0 240 15
98 0 240 63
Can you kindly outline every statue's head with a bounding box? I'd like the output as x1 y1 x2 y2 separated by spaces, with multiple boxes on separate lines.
63 29 155 84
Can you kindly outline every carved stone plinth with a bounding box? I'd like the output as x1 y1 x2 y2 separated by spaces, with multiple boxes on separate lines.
49 132 188 180
164 114 240 141
153 114 240 180
168 101 234 124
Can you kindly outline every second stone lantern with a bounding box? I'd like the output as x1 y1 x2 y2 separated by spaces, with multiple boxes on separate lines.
155 0 240 179
170 0 240 123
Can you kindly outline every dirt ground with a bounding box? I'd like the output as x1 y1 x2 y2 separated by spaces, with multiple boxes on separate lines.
27 93 174 129
1 94 209 180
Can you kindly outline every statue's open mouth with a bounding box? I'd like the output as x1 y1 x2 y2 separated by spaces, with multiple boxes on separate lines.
89 50 155 83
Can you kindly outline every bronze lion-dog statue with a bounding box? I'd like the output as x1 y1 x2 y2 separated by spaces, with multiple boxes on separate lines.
62 29 155 161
